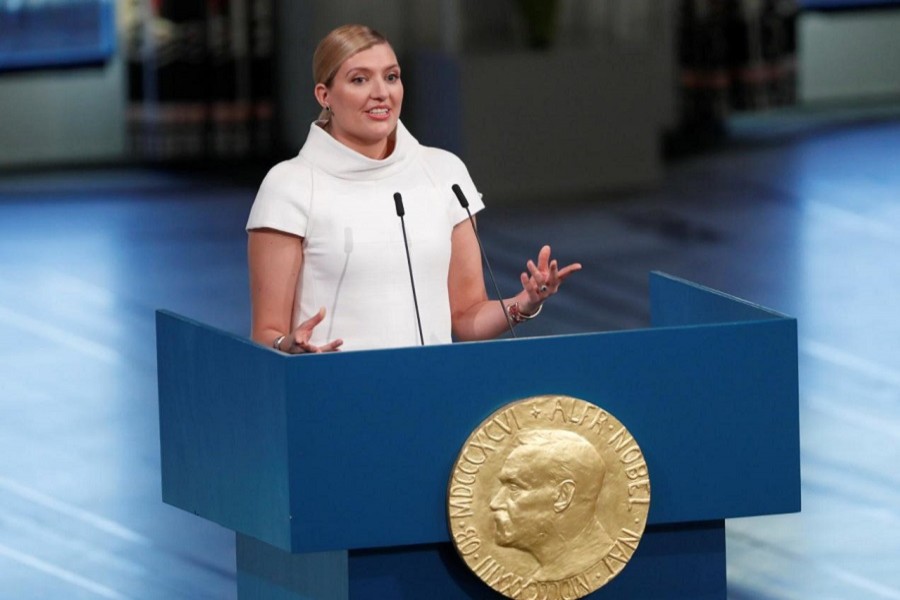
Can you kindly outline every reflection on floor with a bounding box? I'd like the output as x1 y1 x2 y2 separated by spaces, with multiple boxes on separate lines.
1 107 899 599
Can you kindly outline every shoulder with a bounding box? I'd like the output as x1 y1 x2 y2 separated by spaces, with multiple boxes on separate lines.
254 155 316 207
258 155 313 192
247 155 316 234
416 144 484 216
418 145 473 182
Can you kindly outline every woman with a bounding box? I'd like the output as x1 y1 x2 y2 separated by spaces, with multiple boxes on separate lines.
247 24 580 353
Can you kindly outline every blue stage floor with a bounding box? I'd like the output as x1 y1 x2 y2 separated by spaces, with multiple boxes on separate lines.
1 106 899 599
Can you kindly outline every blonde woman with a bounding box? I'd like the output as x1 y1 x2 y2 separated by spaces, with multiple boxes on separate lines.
247 24 580 353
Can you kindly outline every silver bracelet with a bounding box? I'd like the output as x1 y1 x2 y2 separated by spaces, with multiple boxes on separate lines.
273 334 287 351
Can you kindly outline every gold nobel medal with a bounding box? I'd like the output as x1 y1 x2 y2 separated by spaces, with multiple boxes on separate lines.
448 395 650 599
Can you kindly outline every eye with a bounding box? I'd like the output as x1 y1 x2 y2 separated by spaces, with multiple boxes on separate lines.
351 76 367 84
386 72 401 83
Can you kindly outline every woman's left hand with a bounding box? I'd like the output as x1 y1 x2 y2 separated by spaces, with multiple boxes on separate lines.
520 245 582 311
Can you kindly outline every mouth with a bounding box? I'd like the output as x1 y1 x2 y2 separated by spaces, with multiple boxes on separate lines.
365 107 391 121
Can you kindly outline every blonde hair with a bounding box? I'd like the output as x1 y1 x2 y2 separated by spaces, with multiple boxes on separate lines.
313 24 389 123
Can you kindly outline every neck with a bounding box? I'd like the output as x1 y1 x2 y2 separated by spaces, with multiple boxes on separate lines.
326 124 396 159
530 517 612 580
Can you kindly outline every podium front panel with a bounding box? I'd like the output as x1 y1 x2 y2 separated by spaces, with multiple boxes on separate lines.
158 273 800 558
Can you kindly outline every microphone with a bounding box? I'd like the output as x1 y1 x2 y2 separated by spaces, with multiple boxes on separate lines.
393 192 425 346
451 184 516 338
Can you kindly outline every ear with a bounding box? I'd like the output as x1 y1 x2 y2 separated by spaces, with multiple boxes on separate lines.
314 83 329 109
554 480 575 513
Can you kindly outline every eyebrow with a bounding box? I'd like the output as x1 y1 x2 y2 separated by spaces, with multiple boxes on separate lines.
499 474 524 486
344 64 400 76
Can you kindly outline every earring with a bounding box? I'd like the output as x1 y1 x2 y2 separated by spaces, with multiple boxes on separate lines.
325 105 331 112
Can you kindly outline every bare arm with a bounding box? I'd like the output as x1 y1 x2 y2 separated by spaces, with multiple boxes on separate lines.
448 219 581 341
248 228 342 353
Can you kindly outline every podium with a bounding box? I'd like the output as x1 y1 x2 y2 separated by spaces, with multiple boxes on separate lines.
156 273 800 599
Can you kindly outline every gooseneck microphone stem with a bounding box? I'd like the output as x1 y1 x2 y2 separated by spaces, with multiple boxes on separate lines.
393 192 425 346
451 184 517 339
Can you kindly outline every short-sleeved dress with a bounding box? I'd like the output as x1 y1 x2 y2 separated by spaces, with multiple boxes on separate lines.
247 120 485 351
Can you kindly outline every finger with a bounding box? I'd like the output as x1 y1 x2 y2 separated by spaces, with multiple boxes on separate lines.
521 272 539 298
300 340 333 354
526 259 542 281
297 307 326 332
293 340 313 353
557 263 583 280
537 245 551 272
521 271 531 290
320 339 343 352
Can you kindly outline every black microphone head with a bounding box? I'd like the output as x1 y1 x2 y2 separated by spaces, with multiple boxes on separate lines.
451 184 469 208
393 192 405 217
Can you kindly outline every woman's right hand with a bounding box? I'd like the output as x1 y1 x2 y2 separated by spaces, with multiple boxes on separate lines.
282 307 343 353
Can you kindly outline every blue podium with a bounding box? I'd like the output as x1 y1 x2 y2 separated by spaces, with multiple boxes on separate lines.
156 273 800 599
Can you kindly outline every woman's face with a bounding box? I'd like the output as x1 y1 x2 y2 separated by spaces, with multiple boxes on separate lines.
316 43 403 159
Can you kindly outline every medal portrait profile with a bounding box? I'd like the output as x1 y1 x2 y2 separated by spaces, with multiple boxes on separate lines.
448 395 650 599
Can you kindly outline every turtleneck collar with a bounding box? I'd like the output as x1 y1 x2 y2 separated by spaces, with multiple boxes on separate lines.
298 120 420 181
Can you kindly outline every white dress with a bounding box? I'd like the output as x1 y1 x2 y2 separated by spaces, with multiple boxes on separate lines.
246 121 485 351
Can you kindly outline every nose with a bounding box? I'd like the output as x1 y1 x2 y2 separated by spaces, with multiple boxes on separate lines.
370 78 387 99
